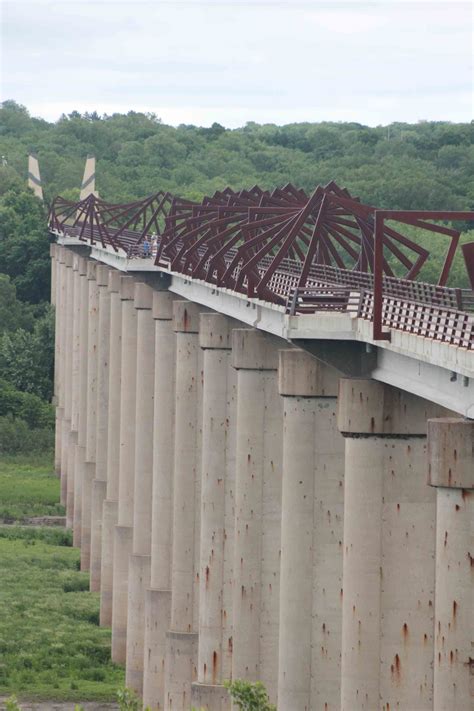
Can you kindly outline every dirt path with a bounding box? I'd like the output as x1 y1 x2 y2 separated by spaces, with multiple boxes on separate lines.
0 516 66 526
0 701 118 710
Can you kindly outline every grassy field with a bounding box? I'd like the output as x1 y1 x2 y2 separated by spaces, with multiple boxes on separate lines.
0 455 64 521
0 454 125 702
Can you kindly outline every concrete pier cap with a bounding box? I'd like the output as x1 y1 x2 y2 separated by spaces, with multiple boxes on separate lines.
337 378 445 435
86 260 97 281
278 348 340 397
108 269 122 293
77 256 88 276
72 253 80 272
134 281 153 310
231 328 282 370
120 274 135 301
95 264 110 287
427 417 474 489
64 250 74 269
152 290 174 320
173 299 202 333
199 312 239 350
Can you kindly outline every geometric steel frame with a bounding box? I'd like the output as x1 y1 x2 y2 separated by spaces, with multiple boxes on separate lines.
48 184 474 344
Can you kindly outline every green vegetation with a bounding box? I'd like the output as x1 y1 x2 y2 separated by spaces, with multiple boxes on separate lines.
0 456 124 702
0 100 472 453
224 680 276 711
0 455 60 521
1 100 473 213
0 136 54 454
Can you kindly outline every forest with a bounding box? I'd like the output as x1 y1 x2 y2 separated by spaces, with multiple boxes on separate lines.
0 99 472 452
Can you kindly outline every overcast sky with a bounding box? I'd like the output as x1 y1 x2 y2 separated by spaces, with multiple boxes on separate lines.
1 0 472 127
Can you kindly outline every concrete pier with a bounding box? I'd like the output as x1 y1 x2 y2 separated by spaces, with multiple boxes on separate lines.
51 245 61 475
126 282 155 695
56 247 67 501
338 380 443 711
143 291 176 711
428 418 474 711
164 301 204 710
111 275 138 664
277 349 344 711
100 269 123 627
191 314 238 710
231 329 283 705
73 256 89 547
90 264 111 592
63 250 75 527
81 260 99 571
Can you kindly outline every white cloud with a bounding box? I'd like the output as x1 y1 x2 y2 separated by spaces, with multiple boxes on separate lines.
1 0 472 126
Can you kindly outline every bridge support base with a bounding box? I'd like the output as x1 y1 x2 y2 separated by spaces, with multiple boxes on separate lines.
143 588 172 710
100 499 118 627
111 524 133 664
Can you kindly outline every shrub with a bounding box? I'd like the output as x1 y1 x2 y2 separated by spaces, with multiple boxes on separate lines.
224 680 276 711
5 696 21 711
0 379 54 428
0 415 54 455
62 575 90 593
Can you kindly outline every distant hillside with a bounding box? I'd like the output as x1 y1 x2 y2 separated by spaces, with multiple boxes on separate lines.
0 100 473 210
0 100 472 440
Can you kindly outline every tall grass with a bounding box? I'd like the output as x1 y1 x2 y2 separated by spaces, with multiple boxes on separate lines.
0 454 124 701
0 528 124 700
0 454 63 520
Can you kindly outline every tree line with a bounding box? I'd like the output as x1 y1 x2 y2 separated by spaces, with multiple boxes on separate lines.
0 100 472 451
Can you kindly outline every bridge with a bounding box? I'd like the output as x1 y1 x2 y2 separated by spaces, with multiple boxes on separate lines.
47 155 473 710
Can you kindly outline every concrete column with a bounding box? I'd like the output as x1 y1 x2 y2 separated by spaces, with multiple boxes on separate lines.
191 314 237 711
52 246 61 477
50 243 57 307
338 379 444 711
277 349 344 711
73 256 88 548
126 282 155 695
90 265 112 592
81 260 99 571
143 292 176 711
111 275 138 664
165 301 204 710
428 418 474 710
60 256 72 506
63 250 75 528
231 329 284 704
55 247 66 482
70 255 82 544
100 269 123 627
